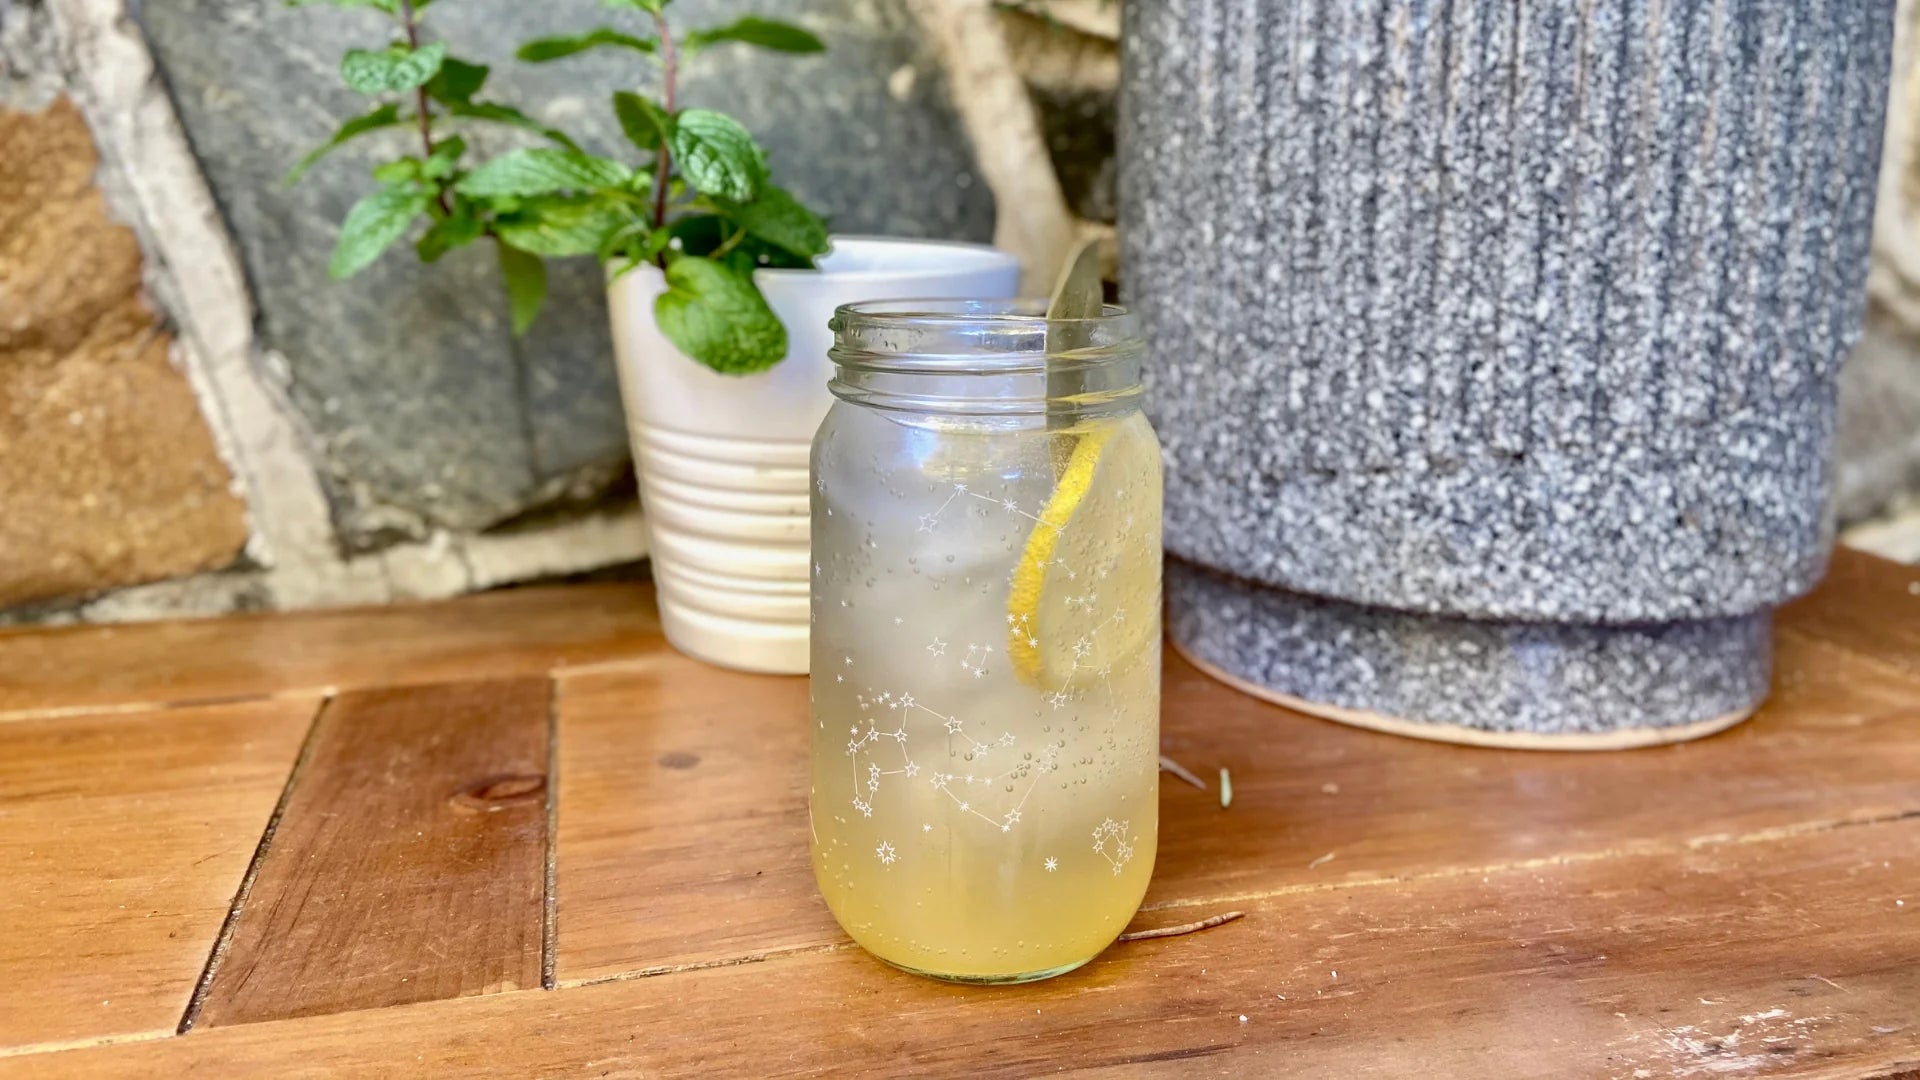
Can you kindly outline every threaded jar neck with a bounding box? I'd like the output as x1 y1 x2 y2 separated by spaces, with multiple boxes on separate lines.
828 299 1144 418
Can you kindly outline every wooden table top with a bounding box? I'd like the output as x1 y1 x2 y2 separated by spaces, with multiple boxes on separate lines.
0 549 1915 1078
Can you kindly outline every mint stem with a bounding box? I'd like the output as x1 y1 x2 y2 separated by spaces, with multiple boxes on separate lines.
649 8 677 267
399 0 453 216
710 224 747 259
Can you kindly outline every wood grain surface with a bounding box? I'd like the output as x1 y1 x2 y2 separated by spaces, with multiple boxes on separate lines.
0 583 659 721
191 679 551 1027
14 822 1917 1079
0 698 315 1052
548 597 1920 982
553 659 815 981
1780 551 1920 679
0 548 1915 1077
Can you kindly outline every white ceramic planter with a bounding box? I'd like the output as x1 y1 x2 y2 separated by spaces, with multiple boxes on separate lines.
608 236 1021 674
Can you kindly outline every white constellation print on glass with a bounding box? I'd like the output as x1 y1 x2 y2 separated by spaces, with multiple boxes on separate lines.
846 689 1062 842
1091 818 1135 875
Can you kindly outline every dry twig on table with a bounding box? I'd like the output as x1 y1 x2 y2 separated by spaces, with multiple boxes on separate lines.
1117 911 1245 942
1159 755 1206 790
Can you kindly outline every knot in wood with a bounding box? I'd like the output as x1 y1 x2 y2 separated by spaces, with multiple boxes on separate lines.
450 773 546 812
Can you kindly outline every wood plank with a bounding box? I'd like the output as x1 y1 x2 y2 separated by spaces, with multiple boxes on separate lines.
1144 625 1920 910
553 658 814 979
0 583 661 720
551 595 1920 981
0 698 314 1053
19 819 1918 1078
191 679 550 1028
1780 547 1920 679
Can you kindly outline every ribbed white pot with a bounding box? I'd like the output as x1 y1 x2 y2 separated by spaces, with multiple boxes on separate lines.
608 236 1021 674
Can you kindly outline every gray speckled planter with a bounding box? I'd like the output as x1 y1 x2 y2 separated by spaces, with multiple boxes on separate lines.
1119 0 1895 746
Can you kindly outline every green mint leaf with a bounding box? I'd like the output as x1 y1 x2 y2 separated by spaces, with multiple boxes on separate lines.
426 57 489 104
497 242 548 336
415 211 485 262
442 102 582 152
341 41 447 95
611 91 670 154
285 103 405 186
328 184 430 279
493 195 635 257
713 184 828 260
455 148 633 198
654 254 786 374
596 219 651 262
602 0 668 13
683 16 824 55
371 158 422 184
516 27 657 62
668 109 765 203
423 134 467 179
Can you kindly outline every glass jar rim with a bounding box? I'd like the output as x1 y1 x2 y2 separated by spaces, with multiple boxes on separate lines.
831 297 1140 334
829 298 1143 380
827 297 1144 415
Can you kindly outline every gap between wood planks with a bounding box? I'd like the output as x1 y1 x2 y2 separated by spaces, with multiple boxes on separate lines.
175 695 337 1033
1136 806 1920 916
555 807 1920 988
552 912 1253 990
155 680 1920 1008
0 1028 173 1061
542 679 560 992
0 689 309 725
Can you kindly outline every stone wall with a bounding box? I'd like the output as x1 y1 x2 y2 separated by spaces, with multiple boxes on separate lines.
0 97 249 607
0 0 1010 620
0 0 1913 624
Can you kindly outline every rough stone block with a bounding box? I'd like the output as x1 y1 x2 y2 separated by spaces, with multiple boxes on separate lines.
0 98 249 607
137 0 994 549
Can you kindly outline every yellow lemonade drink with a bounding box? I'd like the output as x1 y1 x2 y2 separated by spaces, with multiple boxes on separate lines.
810 398 1162 983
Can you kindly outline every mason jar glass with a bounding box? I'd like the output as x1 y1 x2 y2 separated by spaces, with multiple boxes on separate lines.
809 299 1162 983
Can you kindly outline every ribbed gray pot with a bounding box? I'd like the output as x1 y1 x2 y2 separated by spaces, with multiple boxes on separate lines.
1119 0 1895 747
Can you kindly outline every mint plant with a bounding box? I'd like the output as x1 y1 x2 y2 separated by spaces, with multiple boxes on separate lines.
288 0 584 323
502 0 829 372
290 0 831 375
